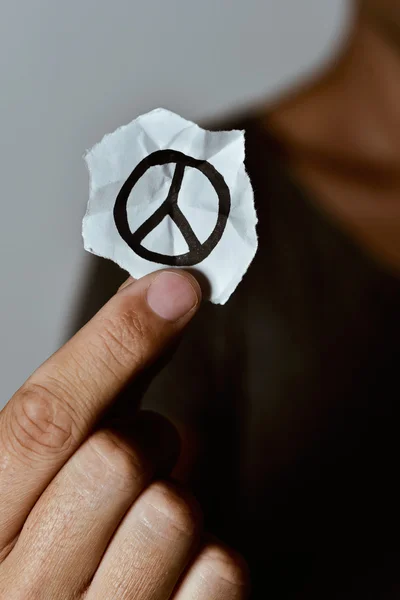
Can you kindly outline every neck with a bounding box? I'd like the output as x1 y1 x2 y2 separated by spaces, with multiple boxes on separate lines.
265 11 400 173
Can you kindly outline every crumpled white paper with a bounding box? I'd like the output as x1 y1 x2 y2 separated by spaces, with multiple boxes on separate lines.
82 108 257 304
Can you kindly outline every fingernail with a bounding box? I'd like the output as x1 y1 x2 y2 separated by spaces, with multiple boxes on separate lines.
147 272 199 321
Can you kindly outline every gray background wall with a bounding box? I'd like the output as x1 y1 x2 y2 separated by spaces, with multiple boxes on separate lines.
0 0 351 407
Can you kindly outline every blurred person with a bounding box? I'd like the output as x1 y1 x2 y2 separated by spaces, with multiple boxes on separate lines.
38 0 400 597
144 0 400 595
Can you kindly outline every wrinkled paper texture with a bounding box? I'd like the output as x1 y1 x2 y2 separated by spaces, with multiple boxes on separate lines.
83 108 257 304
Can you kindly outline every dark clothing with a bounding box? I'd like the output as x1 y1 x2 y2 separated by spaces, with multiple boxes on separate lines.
145 118 400 597
75 117 400 597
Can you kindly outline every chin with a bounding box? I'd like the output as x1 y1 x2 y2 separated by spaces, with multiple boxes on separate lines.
364 0 400 38
365 0 400 21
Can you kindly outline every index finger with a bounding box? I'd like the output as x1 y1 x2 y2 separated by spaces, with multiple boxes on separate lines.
0 270 200 556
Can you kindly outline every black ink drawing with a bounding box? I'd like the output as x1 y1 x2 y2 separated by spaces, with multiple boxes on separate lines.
114 149 231 267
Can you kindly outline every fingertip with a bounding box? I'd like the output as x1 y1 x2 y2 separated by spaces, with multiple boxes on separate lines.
177 270 203 303
146 270 201 322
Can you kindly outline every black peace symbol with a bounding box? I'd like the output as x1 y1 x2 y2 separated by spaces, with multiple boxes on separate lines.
113 149 231 267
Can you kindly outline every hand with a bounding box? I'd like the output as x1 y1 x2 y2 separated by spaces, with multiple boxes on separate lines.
0 271 248 599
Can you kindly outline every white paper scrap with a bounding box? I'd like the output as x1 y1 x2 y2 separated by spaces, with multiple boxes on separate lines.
82 108 258 304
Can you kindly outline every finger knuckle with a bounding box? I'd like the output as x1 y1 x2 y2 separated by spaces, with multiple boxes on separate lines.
198 543 249 589
140 481 200 541
82 431 148 493
98 305 151 372
5 383 75 462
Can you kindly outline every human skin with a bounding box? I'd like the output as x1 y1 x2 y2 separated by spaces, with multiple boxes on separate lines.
0 271 248 599
264 0 400 272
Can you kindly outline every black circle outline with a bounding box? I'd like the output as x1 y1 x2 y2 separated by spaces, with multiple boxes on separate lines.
113 149 231 267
